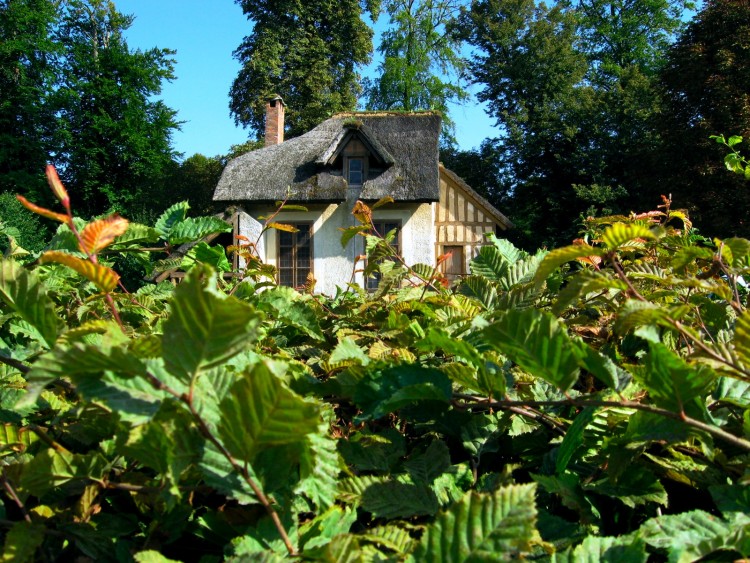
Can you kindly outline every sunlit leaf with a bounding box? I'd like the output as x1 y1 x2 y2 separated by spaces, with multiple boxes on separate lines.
414 484 537 561
217 363 321 463
16 195 68 223
601 222 656 250
0 260 59 347
162 264 261 383
534 244 603 286
40 251 119 292
79 215 129 254
484 309 580 392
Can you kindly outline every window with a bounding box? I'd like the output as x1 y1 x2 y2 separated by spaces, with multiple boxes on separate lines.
366 221 401 291
441 245 465 283
278 223 312 289
347 157 364 185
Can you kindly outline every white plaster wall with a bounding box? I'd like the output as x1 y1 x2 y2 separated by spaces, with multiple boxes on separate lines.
238 202 436 296
236 210 264 269
263 205 356 296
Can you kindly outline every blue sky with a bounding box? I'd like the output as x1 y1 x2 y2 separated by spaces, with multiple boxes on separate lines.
116 0 498 159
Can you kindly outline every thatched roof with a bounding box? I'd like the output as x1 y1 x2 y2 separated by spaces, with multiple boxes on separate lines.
213 112 442 203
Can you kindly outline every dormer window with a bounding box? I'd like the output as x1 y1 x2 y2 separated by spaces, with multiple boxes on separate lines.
347 157 364 186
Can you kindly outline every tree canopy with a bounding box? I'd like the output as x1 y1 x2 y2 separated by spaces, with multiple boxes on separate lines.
364 0 467 142
230 0 378 139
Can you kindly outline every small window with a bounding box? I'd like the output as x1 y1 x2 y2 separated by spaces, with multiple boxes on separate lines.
347 157 364 185
366 221 401 291
278 223 312 289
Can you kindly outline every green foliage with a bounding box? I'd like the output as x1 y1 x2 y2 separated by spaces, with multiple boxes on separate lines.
364 0 468 143
455 0 693 249
229 0 377 138
1 187 749 561
0 0 180 219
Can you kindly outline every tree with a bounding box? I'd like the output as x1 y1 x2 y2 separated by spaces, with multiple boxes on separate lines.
656 0 750 238
456 0 690 249
230 0 378 139
50 0 179 218
364 0 468 142
0 0 58 203
169 154 225 217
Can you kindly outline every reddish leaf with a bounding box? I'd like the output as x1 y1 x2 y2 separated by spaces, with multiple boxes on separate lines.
16 195 68 223
80 215 129 254
45 165 70 207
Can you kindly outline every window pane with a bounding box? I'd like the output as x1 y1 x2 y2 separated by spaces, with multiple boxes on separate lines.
348 158 363 185
277 223 313 288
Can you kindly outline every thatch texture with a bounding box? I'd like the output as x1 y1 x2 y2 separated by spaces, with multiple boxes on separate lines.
213 112 442 203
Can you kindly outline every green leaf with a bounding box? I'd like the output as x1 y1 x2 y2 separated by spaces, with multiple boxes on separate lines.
735 309 750 368
298 505 357 551
217 363 321 464
339 225 370 248
20 448 107 498
296 428 342 510
721 237 750 268
0 260 59 347
418 327 504 397
414 484 538 562
498 252 545 291
486 235 525 264
557 535 648 562
154 201 189 238
601 222 655 250
110 222 160 246
483 309 580 392
168 216 232 245
470 244 510 282
257 286 325 341
582 466 667 508
458 275 497 310
361 480 439 519
162 264 261 383
728 135 743 147
633 342 716 415
337 428 406 473
404 440 452 483
329 337 370 367
122 400 203 499
556 407 597 474
1 521 45 563
576 346 622 390
133 551 183 563
353 365 452 420
184 241 231 272
638 510 749 562
534 244 603 287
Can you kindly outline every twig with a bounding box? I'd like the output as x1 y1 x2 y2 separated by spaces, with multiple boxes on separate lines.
143 371 297 556
454 394 750 453
0 354 30 374
1 471 31 523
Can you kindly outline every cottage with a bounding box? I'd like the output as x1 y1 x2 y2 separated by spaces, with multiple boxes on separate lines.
212 97 511 295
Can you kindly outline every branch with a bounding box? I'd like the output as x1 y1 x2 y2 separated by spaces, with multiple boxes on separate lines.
143 371 297 556
0 470 31 523
454 394 750 453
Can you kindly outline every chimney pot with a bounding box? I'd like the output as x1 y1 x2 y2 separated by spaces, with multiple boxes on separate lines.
265 95 285 146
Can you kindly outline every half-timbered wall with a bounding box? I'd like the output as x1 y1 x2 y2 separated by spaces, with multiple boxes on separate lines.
435 168 508 277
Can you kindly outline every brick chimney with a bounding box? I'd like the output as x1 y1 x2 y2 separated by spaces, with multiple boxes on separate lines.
264 95 285 146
